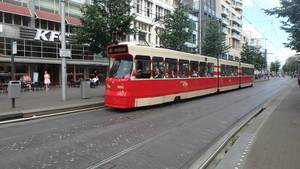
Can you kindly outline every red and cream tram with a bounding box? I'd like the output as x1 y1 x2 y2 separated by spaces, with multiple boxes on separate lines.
105 43 254 109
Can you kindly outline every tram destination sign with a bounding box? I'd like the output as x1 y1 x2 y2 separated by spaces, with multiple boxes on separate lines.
60 49 71 57
108 45 128 54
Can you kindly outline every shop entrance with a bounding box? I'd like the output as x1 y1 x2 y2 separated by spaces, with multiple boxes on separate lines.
36 64 60 85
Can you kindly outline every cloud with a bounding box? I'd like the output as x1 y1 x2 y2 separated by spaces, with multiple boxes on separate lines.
243 0 254 7
243 23 264 39
243 0 280 9
267 48 297 67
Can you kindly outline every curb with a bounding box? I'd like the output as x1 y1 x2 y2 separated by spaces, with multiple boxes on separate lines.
0 102 105 121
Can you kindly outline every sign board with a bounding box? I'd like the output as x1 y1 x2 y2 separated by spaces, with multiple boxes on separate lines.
12 41 17 54
60 49 71 57
33 72 39 83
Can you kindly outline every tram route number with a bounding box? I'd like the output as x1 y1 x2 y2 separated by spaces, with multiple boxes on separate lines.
60 49 71 57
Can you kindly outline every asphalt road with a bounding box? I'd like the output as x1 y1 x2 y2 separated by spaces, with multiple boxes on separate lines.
0 77 292 169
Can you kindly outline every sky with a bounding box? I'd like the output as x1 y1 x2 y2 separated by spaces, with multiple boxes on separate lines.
242 0 296 67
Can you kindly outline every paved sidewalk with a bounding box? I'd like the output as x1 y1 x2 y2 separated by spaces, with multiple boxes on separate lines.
0 85 105 120
217 81 300 169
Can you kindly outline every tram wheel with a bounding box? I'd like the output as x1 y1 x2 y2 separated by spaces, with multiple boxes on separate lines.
174 96 181 103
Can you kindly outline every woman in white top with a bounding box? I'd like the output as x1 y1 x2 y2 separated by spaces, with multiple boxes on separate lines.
44 71 51 91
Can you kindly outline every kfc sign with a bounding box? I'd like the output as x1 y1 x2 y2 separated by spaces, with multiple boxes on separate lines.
34 29 70 42
20 27 73 42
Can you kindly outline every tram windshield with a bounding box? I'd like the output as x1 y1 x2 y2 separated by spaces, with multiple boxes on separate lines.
108 57 133 78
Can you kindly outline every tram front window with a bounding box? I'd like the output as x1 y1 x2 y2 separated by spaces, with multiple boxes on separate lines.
109 57 133 78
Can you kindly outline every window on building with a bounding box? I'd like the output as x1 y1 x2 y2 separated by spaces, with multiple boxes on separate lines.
41 19 47 29
134 0 142 14
67 2 81 18
164 9 170 16
13 15 21 25
48 21 54 30
156 6 163 19
4 13 12 24
144 1 152 17
72 45 84 60
0 12 3 23
23 16 29 26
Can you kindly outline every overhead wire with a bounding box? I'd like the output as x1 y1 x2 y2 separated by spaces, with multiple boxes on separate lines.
243 0 290 57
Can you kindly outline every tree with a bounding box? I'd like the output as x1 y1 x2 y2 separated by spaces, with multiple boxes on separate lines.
156 1 194 52
264 0 300 52
201 21 230 58
270 61 281 73
240 43 267 71
70 0 136 57
282 61 300 73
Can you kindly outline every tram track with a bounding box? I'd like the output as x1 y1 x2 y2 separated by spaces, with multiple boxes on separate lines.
86 81 290 169
0 80 290 168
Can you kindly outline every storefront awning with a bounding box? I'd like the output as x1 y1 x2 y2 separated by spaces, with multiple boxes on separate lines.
35 10 61 22
66 16 81 25
0 2 32 17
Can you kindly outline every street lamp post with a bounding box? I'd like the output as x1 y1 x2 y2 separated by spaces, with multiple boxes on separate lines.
61 0 67 101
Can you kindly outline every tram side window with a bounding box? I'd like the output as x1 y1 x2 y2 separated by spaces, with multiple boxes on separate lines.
230 65 238 76
250 68 254 75
152 56 164 78
225 65 231 76
200 62 207 77
242 67 247 76
243 67 254 76
221 64 226 76
136 55 151 78
208 63 214 76
179 59 189 78
165 58 177 78
234 66 238 76
190 61 199 77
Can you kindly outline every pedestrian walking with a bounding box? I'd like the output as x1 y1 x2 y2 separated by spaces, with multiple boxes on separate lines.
44 71 51 91
297 73 300 86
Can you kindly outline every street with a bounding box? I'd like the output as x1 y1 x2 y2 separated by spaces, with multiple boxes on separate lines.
0 77 293 169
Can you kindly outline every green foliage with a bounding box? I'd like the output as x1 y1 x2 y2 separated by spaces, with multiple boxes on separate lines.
282 61 300 73
240 43 267 71
70 0 136 57
264 0 300 52
157 1 194 52
201 21 230 57
270 61 281 73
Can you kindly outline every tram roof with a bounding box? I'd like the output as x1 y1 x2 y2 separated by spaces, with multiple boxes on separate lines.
118 42 217 62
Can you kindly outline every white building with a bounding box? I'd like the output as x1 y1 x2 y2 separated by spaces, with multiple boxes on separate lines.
129 0 198 49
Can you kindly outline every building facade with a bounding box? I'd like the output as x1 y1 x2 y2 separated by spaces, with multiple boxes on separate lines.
0 0 249 86
129 0 198 49
0 0 108 86
219 0 244 60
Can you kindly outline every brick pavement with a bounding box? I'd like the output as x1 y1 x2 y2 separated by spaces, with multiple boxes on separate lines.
243 82 300 169
2 78 299 169
216 81 300 169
